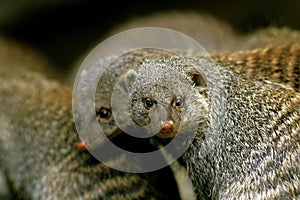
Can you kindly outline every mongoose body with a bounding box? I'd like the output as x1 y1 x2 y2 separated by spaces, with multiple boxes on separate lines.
124 55 300 199
0 67 180 199
75 44 300 199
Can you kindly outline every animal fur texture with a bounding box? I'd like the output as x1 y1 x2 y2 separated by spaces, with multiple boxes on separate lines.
125 55 300 199
1 36 300 199
0 66 180 199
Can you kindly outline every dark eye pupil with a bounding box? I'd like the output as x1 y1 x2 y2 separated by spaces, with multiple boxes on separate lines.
96 107 110 119
145 99 154 108
175 99 183 107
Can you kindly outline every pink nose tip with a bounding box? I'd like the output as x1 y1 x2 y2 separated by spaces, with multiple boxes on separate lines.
160 122 174 133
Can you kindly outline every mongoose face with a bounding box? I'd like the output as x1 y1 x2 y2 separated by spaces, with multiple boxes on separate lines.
125 58 209 139
128 75 183 139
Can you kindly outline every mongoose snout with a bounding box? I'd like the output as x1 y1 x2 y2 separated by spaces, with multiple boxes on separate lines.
160 121 174 133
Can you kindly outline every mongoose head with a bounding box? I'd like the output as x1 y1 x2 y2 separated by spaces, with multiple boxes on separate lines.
125 57 209 139
94 49 179 137
76 52 211 149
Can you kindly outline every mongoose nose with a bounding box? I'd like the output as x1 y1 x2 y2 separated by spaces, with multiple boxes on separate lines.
75 141 88 151
160 122 174 133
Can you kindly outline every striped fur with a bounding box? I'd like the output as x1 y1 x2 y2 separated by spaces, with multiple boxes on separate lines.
0 67 180 200
212 44 300 91
125 55 300 199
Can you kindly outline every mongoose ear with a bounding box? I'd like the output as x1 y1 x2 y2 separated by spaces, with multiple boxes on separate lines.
186 67 207 87
192 72 206 87
125 69 138 90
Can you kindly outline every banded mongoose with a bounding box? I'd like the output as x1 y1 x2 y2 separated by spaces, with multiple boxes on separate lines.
124 55 300 199
76 45 300 199
0 66 181 199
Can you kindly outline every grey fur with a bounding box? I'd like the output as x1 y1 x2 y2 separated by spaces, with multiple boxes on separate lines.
0 67 180 199
126 55 300 199
88 46 300 199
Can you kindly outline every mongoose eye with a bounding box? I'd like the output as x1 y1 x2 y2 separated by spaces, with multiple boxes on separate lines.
96 107 111 119
173 97 183 110
144 98 154 109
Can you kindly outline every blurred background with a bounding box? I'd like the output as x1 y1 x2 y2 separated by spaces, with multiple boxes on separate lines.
0 0 300 77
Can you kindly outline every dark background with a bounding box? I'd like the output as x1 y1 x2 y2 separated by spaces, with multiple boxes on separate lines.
0 0 299 71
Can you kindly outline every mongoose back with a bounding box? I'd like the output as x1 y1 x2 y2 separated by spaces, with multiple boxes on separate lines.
211 44 300 92
124 55 300 199
0 66 180 199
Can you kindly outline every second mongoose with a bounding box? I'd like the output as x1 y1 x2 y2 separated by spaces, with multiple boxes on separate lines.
0 66 180 199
